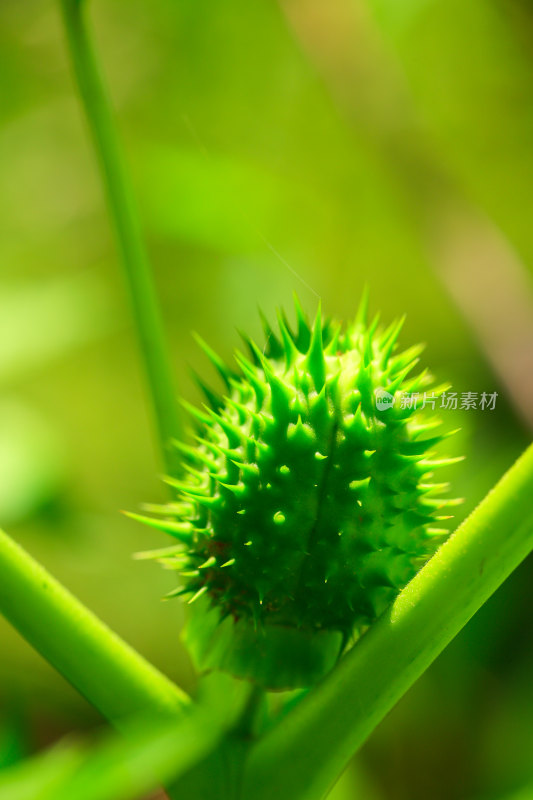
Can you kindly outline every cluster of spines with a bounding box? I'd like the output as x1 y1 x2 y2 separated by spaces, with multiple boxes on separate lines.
133 295 461 640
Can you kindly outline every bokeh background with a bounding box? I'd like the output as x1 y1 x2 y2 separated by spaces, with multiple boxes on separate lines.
1 1 533 798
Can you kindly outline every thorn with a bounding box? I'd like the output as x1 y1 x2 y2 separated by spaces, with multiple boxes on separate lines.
217 480 246 498
164 477 207 497
196 437 225 461
122 511 194 543
267 371 292 419
159 556 190 570
293 293 311 350
288 415 315 448
258 308 284 359
173 440 217 470
140 501 193 516
232 460 259 480
431 382 452 399
224 396 248 426
324 324 341 355
423 496 464 508
389 343 425 374
363 318 379 366
306 303 326 391
402 367 433 394
237 329 261 366
188 585 209 604
234 353 266 409
369 311 380 337
198 556 217 569
206 408 243 448
133 544 184 560
399 436 445 456
386 361 421 395
380 316 406 366
248 338 271 371
193 333 234 388
193 494 220 510
163 586 192 600
181 398 211 426
207 441 240 462
189 368 222 410
181 462 207 483
419 482 450 494
408 419 442 436
248 340 291 418
421 456 466 469
277 308 300 368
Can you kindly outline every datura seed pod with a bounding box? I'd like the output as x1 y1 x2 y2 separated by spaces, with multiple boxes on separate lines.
133 296 459 690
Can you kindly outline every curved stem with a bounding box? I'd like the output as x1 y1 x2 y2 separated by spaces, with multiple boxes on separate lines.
243 442 533 800
163 674 259 800
234 683 267 740
0 528 190 726
59 0 181 477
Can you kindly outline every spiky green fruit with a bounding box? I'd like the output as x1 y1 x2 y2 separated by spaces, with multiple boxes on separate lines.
135 296 460 689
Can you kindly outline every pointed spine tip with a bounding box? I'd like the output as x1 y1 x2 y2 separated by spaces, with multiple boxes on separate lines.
276 308 299 368
306 303 326 391
193 332 235 388
123 511 194 543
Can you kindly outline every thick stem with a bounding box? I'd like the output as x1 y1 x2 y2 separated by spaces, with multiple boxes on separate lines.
164 675 260 800
243 442 533 800
0 528 190 726
59 0 181 477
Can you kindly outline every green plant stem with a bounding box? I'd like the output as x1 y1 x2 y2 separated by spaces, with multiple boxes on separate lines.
59 0 181 477
0 674 250 800
234 683 267 739
0 528 190 727
164 678 265 800
243 442 533 800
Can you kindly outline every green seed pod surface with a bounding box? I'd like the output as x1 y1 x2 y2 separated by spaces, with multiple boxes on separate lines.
134 297 460 690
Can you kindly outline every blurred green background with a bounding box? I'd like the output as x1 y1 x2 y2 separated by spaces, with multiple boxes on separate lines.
1 0 533 798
